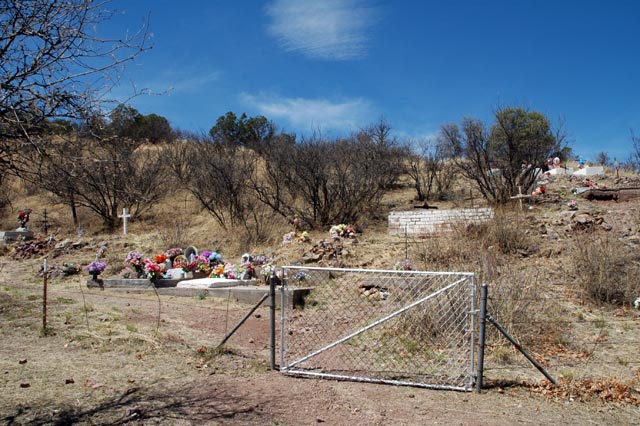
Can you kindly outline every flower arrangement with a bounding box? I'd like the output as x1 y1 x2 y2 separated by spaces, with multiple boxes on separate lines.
155 253 168 264
282 232 295 245
293 271 307 281
125 251 145 277
86 260 107 274
567 200 578 211
144 259 166 282
394 259 412 271
182 255 210 275
210 264 225 278
18 208 32 228
261 263 276 279
329 224 355 240
297 231 310 242
172 254 188 269
165 247 183 259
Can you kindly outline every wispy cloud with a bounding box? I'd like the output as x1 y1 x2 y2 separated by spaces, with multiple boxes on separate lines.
167 71 222 93
265 0 378 60
241 92 372 132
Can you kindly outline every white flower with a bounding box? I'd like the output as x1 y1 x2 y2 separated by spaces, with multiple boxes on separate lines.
634 297 640 310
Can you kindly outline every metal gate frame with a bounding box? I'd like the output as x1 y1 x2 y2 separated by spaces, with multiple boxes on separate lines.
279 266 477 391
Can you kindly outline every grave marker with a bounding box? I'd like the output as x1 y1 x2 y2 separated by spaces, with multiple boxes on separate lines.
118 208 131 235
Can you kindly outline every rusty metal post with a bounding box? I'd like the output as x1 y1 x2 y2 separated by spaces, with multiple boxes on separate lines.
42 258 48 333
269 273 276 370
476 283 488 392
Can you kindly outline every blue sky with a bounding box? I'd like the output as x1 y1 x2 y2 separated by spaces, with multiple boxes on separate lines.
104 0 640 162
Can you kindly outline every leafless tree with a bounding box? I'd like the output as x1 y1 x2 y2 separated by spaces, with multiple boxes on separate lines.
406 139 457 203
628 130 640 172
0 0 150 181
253 124 406 228
170 136 263 234
39 133 169 230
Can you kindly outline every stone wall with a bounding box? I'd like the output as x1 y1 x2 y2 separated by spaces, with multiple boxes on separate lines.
388 208 494 236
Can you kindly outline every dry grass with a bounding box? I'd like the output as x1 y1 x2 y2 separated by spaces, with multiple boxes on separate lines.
571 233 640 306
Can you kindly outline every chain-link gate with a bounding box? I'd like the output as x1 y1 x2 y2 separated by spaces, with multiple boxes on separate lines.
279 267 477 391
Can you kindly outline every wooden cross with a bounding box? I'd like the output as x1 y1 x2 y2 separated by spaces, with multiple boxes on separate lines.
510 186 531 211
118 208 132 235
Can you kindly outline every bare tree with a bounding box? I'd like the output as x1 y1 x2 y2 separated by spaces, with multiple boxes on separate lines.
171 136 260 230
0 0 149 181
39 132 169 230
406 139 457 203
630 130 640 173
595 151 610 166
254 124 406 228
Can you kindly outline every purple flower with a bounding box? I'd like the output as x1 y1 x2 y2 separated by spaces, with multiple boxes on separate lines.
86 261 107 273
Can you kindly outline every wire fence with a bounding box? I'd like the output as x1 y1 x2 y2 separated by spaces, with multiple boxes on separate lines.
1 265 638 390
279 267 476 391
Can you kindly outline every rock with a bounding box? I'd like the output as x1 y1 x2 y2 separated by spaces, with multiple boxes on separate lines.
600 222 613 231
575 213 593 225
55 239 70 250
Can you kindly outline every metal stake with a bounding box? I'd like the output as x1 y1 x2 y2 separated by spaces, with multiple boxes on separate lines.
476 283 488 392
269 274 276 370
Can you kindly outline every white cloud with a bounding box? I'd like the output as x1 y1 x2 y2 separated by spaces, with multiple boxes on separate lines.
265 0 378 60
168 71 222 93
241 92 372 132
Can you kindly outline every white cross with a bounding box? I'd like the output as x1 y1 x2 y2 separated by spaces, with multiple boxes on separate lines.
510 186 531 210
118 208 132 235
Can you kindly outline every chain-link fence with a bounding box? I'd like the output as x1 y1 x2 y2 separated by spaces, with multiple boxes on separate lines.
279 267 477 391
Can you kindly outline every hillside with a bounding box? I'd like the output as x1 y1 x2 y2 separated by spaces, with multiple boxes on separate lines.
1 170 639 425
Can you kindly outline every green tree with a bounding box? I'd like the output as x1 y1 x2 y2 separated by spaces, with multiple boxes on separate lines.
108 104 144 139
139 113 174 143
209 112 275 147
440 107 567 203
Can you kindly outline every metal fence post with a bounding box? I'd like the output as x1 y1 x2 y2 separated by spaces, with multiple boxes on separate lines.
476 283 488 392
42 258 48 334
269 273 276 370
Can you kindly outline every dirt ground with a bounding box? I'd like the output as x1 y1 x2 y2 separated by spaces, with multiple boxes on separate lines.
1 257 639 426
2 173 640 425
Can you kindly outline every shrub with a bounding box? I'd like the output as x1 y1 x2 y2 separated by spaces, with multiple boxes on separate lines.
571 234 640 306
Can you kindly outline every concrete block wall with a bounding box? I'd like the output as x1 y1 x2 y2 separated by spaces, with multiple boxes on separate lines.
388 208 494 236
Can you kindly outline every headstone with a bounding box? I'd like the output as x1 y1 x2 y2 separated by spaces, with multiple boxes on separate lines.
0 230 34 244
184 246 198 262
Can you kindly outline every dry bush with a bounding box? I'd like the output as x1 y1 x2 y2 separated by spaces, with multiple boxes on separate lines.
571 234 640 306
414 207 529 272
485 268 566 348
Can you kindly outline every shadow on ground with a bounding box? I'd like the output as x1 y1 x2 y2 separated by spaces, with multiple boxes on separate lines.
3 382 268 425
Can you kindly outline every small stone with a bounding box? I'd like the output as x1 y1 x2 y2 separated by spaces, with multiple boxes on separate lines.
18 359 27 364
20 382 30 388
65 378 75 384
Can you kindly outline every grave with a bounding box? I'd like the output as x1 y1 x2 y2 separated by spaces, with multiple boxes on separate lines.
388 207 494 236
0 229 34 244
573 166 604 177
1 208 34 244
85 277 310 307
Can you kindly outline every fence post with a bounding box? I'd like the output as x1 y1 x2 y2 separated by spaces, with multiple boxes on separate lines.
42 258 48 334
476 283 488 392
269 273 276 370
